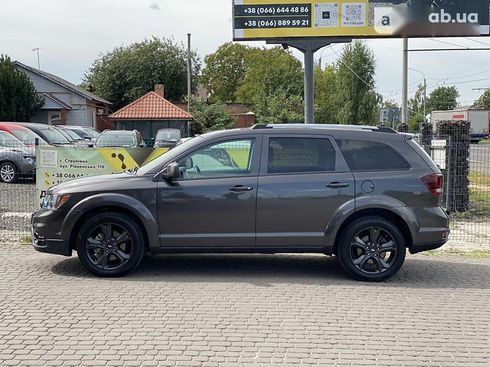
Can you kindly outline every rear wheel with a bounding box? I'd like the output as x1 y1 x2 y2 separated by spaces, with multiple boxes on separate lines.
337 217 406 282
76 212 145 277
0 162 18 183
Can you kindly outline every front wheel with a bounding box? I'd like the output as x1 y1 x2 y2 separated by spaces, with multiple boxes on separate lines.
76 212 145 277
0 162 18 183
337 217 406 282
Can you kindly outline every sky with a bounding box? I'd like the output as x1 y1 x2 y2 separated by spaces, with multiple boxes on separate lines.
2 0 490 107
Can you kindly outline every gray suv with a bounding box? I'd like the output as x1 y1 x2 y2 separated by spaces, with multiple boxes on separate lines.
32 125 450 281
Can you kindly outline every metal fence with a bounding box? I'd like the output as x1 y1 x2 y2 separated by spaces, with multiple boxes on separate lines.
1 134 489 248
421 121 490 247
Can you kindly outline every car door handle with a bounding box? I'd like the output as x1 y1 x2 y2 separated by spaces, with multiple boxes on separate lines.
326 182 350 189
229 185 254 192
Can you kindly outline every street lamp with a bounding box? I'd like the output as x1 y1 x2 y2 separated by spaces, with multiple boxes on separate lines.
408 67 427 121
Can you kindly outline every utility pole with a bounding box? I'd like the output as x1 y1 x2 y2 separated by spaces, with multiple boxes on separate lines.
32 48 41 69
409 68 427 121
187 33 192 113
402 38 408 125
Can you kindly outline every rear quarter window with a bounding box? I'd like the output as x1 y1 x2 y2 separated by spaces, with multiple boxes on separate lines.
337 139 411 171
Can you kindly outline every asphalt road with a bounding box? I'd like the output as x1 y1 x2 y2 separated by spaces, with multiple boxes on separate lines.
0 244 489 366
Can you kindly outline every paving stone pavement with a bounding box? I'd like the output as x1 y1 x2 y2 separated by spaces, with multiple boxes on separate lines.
0 244 489 367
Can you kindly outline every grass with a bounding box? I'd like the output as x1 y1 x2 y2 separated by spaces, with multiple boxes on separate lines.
19 235 32 245
450 171 490 220
423 249 490 259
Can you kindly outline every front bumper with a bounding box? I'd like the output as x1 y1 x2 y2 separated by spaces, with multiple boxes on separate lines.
32 210 72 257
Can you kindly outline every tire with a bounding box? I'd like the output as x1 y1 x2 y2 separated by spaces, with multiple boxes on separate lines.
337 216 406 282
0 161 18 183
76 212 145 277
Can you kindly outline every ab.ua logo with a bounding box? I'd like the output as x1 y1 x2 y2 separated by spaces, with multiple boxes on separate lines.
428 9 479 24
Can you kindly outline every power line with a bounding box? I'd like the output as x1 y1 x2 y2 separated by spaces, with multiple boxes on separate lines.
329 46 374 90
427 38 470 49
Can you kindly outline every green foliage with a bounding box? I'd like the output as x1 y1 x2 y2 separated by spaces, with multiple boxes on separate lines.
201 43 249 103
473 89 490 109
253 91 304 124
336 41 379 125
235 47 304 124
315 66 339 124
408 114 424 133
381 100 399 109
191 99 236 134
82 37 200 111
0 55 44 121
428 86 459 112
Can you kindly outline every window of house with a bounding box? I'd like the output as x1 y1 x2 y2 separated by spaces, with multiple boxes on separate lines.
337 140 411 171
268 137 336 174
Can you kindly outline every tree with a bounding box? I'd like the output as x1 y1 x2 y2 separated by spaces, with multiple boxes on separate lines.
201 43 249 103
253 91 304 125
191 99 236 134
408 83 426 117
0 55 44 121
336 41 380 125
315 65 339 124
236 47 304 124
82 37 200 111
474 90 490 109
427 86 459 112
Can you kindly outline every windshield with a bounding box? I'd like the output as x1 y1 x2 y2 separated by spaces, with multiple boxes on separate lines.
60 128 82 141
156 129 181 142
96 132 136 147
84 128 100 139
9 129 47 145
39 128 72 145
138 136 203 175
0 131 27 149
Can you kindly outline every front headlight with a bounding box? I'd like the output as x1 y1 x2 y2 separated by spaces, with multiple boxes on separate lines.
41 193 71 210
23 156 36 165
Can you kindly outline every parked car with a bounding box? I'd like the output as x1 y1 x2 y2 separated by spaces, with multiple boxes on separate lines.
153 128 182 148
54 127 90 147
0 123 48 147
0 131 36 183
11 123 72 146
32 124 450 281
58 125 100 142
94 130 146 148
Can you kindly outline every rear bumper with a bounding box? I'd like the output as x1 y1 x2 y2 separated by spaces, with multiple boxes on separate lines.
409 229 450 254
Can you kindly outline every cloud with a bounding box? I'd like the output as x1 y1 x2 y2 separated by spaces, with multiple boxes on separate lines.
149 2 160 11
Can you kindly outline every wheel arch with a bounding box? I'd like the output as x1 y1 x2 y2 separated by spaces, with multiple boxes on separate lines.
332 208 415 256
62 194 159 252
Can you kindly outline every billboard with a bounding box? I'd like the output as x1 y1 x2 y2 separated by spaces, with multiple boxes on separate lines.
233 0 490 40
35 146 169 207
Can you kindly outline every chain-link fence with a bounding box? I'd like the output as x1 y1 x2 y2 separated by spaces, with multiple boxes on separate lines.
420 121 490 247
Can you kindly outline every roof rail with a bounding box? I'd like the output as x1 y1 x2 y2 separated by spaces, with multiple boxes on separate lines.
251 124 397 133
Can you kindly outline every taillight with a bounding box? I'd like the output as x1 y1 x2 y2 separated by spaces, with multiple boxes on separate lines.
422 174 443 197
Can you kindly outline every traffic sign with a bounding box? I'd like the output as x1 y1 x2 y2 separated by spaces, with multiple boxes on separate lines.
233 0 490 41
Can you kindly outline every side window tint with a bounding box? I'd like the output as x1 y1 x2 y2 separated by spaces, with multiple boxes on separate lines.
337 140 411 171
177 139 255 179
268 137 336 174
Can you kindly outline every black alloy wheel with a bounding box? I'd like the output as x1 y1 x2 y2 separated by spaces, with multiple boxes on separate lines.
77 212 145 277
338 217 406 282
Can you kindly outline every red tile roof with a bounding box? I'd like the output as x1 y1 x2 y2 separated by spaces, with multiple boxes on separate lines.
109 92 193 120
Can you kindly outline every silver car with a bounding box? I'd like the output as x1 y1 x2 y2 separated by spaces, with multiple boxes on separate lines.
0 131 36 183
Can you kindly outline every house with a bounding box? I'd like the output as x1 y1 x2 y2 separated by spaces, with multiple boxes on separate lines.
14 61 111 128
109 85 193 140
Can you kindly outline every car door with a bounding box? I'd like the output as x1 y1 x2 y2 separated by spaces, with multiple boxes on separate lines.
256 134 355 249
157 135 261 248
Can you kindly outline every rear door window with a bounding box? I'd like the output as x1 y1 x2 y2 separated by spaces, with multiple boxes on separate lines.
268 137 336 174
337 140 411 171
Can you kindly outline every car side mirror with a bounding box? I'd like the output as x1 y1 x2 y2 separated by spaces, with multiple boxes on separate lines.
88 143 94 148
163 162 180 181
139 142 146 148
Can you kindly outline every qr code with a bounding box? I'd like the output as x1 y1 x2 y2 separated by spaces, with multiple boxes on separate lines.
314 3 339 28
40 150 58 168
342 2 366 27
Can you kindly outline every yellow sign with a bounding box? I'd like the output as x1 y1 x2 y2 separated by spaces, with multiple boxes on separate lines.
233 0 490 40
